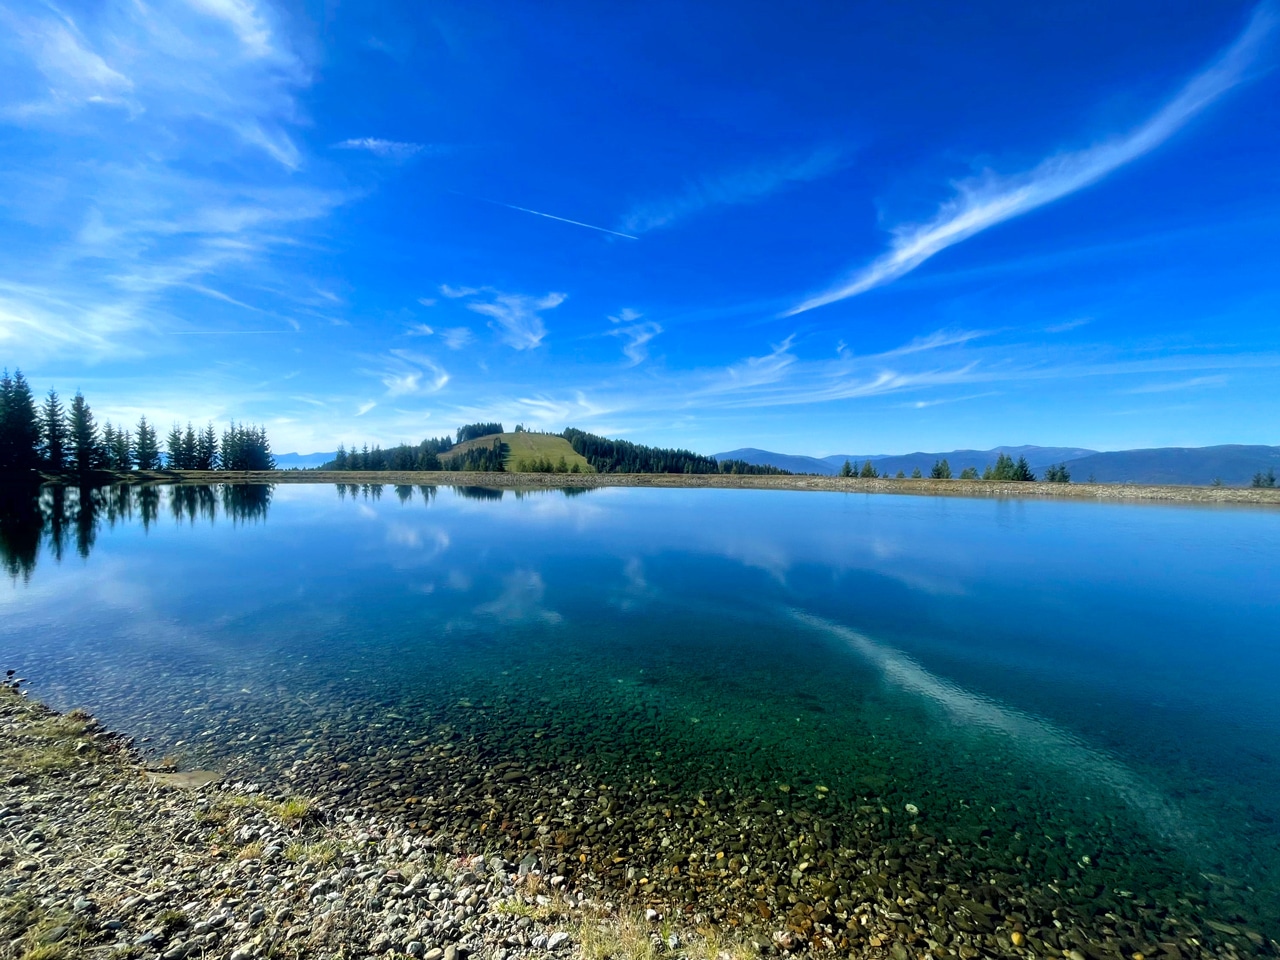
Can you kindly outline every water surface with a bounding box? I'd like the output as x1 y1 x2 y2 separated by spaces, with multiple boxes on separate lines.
2 482 1278 945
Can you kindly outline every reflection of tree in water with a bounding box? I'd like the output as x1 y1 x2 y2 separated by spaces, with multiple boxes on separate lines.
221 484 271 524
0 483 42 581
453 485 504 501
0 483 273 581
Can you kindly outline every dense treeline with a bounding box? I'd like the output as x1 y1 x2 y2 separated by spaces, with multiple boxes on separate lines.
330 435 455 471
325 428 505 473
457 422 503 443
0 368 274 475
0 483 271 582
561 429 790 475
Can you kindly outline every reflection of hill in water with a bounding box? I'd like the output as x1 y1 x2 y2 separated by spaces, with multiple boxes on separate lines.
335 483 595 503
0 483 273 582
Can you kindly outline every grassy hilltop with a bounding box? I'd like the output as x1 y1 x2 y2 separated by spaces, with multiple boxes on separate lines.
450 432 594 473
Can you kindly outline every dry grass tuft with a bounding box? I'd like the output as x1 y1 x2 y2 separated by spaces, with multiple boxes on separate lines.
274 796 314 826
576 911 758 960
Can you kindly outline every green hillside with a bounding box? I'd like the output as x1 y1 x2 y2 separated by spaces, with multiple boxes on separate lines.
449 432 594 473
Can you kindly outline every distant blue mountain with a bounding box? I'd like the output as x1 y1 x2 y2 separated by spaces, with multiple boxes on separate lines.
714 445 1097 477
824 445 1099 478
273 451 336 469
1057 445 1280 486
714 444 1280 485
713 448 840 475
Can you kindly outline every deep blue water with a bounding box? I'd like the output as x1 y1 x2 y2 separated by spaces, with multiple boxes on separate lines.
2 482 1279 938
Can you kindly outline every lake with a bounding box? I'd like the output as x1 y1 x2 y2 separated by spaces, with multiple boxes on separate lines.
2 481 1279 954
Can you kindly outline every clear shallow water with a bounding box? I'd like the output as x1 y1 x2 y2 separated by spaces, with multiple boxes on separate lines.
3 482 1280 943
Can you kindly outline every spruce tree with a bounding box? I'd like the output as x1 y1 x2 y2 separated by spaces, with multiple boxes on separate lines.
41 389 68 472
839 459 853 477
930 458 952 479
859 460 878 479
68 391 102 474
166 424 185 468
113 428 133 470
0 369 42 472
102 422 117 468
134 416 160 470
198 422 219 470
181 423 197 470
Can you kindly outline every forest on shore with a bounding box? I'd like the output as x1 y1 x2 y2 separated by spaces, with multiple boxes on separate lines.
0 369 275 478
323 424 791 476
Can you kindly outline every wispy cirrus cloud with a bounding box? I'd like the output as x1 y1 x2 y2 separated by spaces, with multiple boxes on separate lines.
377 349 450 396
621 146 847 234
442 288 565 350
0 0 333 360
439 327 474 350
607 309 663 365
1121 375 1228 394
785 6 1278 315
333 137 429 159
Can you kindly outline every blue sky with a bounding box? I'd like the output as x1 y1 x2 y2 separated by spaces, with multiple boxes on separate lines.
1 0 1278 456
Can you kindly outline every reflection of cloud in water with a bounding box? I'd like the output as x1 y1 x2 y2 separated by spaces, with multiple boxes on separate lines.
794 610 1197 847
612 558 658 610
476 570 562 624
385 521 449 556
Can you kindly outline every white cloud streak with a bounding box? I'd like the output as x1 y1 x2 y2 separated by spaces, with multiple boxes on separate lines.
454 289 565 350
334 137 427 159
622 146 846 234
378 349 450 396
785 6 1278 316
607 309 662 365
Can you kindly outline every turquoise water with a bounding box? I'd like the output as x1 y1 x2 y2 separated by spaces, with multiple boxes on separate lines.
2 482 1279 946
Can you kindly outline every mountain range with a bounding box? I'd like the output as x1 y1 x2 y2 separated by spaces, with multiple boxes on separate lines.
273 451 337 469
714 444 1280 486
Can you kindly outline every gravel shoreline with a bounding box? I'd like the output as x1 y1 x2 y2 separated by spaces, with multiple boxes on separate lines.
4 682 1277 960
40 471 1280 507
0 686 762 960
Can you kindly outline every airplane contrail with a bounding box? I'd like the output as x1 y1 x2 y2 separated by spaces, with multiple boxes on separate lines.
464 193 639 240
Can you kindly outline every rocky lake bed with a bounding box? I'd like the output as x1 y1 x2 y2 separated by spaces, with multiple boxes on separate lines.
3 680 1275 960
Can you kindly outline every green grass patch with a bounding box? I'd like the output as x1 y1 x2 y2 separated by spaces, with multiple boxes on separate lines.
450 433 593 473
0 698 101 772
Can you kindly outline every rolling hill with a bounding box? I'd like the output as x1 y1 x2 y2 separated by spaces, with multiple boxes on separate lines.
450 432 594 473
1056 445 1280 486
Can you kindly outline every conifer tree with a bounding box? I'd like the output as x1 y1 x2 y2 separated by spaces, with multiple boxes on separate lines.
197 422 219 470
859 460 878 478
181 423 197 470
0 369 42 472
839 459 853 477
102 422 117 467
68 391 102 474
41 389 68 472
113 428 133 470
166 424 185 468
930 458 952 479
134 416 160 470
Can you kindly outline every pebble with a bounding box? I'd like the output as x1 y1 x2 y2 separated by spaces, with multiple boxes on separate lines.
1 661 1268 960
